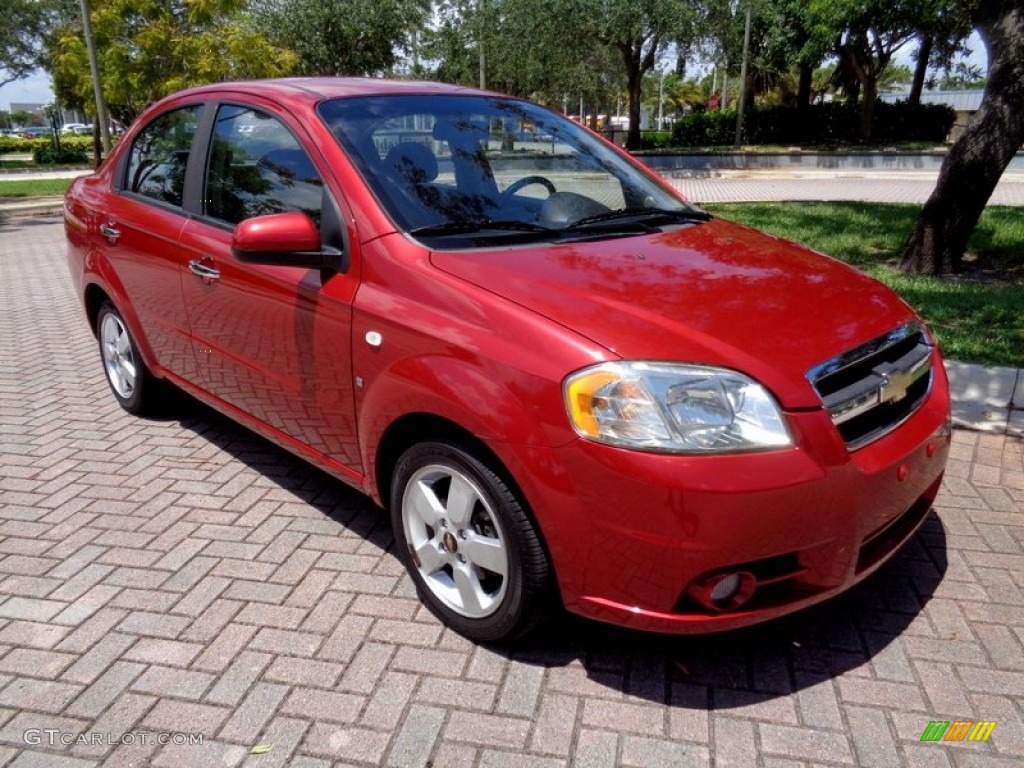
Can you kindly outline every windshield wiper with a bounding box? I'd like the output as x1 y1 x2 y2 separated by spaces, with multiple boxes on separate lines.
409 219 555 237
563 207 711 231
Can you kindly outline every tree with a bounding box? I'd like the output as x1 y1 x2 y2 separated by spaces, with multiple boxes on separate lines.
808 0 933 140
424 0 664 140
908 5 974 103
3 0 77 88
49 0 298 125
901 1 1024 274
254 0 428 76
9 109 39 127
576 0 701 149
424 1 481 86
2 0 46 87
492 0 626 111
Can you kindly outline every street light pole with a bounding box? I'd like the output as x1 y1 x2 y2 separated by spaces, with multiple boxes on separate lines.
658 70 665 130
735 6 752 146
78 0 111 154
478 0 486 89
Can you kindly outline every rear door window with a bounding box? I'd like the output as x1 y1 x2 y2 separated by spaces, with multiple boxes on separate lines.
124 105 204 208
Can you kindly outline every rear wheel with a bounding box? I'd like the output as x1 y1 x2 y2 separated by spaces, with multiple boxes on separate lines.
96 301 160 415
391 441 553 643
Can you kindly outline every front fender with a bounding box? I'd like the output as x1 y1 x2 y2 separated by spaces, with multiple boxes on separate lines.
357 352 567 489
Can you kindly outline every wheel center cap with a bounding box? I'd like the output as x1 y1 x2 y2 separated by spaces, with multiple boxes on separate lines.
441 531 458 554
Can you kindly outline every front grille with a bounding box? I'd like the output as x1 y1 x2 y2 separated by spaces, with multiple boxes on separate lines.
807 322 933 450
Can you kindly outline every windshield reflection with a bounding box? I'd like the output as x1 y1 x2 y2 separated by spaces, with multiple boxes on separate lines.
318 94 703 245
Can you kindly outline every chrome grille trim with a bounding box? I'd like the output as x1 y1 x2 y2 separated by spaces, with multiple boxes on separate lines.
806 321 923 384
807 322 934 450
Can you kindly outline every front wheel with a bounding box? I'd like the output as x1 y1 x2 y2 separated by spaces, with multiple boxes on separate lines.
390 441 553 643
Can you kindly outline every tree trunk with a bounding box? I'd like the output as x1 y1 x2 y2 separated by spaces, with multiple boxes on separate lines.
900 3 1024 274
909 34 932 105
797 63 813 111
858 77 877 141
92 121 102 169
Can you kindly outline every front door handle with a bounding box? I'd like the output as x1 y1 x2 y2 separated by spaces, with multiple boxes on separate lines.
99 222 120 243
188 259 221 283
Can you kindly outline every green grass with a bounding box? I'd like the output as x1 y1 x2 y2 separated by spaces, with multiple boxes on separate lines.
0 178 73 198
705 202 1024 368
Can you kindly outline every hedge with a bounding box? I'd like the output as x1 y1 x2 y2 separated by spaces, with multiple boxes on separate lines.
639 131 673 150
0 135 95 154
670 100 957 148
33 145 89 164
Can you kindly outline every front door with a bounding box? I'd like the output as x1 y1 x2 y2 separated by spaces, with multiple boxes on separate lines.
179 102 361 472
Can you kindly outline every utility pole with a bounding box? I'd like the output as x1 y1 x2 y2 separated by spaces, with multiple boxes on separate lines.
722 60 728 111
78 0 111 154
658 71 665 130
735 6 752 145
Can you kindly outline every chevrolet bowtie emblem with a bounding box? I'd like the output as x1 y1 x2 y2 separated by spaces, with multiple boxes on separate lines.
877 366 914 403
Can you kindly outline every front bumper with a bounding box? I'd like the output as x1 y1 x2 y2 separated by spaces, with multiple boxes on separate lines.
517 363 951 634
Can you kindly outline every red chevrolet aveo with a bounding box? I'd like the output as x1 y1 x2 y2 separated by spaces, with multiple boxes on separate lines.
65 79 951 642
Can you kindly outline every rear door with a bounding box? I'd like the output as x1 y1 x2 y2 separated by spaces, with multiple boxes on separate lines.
178 99 361 471
102 104 205 379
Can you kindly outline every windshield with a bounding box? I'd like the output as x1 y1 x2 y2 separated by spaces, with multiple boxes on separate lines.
317 94 706 246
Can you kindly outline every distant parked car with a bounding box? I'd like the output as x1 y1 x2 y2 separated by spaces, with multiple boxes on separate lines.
19 126 52 139
61 123 93 136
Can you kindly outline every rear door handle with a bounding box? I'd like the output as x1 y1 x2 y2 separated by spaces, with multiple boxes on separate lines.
99 223 120 243
188 259 221 282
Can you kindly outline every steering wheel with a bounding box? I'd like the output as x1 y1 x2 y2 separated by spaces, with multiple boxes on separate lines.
502 175 557 198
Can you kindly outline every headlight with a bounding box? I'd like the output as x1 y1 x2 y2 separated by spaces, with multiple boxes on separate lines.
564 362 791 453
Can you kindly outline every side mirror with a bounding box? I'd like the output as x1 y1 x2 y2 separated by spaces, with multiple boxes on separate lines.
232 212 342 271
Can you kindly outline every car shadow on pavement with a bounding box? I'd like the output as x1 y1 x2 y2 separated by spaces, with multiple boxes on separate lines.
168 391 949 710
506 516 947 708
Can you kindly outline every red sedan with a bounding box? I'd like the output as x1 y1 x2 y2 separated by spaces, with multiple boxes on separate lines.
65 79 951 642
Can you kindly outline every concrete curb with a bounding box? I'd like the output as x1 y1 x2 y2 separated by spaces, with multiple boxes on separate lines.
0 197 64 219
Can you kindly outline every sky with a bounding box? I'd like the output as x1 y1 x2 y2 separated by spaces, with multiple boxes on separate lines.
0 69 54 111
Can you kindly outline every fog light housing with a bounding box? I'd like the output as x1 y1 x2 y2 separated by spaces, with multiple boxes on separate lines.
687 570 756 612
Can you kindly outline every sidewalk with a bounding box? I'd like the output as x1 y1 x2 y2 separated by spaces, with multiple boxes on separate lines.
946 361 1023 437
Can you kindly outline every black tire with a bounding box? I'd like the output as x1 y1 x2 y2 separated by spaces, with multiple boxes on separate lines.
95 301 161 415
390 440 554 643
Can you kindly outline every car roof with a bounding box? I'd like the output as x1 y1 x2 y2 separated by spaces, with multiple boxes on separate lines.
172 78 496 107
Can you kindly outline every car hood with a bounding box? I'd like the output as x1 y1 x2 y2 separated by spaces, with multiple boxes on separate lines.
429 218 917 408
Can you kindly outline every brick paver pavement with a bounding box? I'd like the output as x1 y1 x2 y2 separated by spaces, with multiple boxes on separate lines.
1 218 1022 767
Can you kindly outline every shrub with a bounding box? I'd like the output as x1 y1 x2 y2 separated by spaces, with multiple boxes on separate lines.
639 131 673 150
671 109 738 147
33 143 89 164
1 135 95 155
